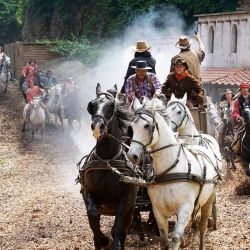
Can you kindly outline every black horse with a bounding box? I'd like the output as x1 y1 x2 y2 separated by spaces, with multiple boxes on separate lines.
78 83 137 249
240 106 250 176
219 105 236 177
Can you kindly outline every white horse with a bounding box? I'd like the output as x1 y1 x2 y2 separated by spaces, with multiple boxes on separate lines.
206 96 222 139
127 97 220 250
166 93 222 170
0 59 9 93
23 97 46 139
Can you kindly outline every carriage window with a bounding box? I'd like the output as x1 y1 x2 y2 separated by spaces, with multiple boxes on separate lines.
208 26 214 54
231 24 237 53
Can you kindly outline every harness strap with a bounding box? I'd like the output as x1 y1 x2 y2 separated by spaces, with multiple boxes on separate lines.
150 172 216 185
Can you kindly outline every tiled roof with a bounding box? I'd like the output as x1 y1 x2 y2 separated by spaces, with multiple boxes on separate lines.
201 67 250 86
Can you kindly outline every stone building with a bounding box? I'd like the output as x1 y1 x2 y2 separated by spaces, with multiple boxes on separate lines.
194 1 250 102
196 0 250 68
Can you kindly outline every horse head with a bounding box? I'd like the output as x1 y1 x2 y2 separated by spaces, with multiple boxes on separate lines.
127 97 167 164
31 97 42 110
166 93 191 132
87 83 117 140
206 98 222 129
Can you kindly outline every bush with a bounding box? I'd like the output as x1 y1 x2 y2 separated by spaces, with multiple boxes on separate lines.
36 37 103 67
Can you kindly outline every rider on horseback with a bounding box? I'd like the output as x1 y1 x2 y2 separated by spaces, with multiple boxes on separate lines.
231 83 250 162
23 79 50 127
21 59 39 83
125 60 161 104
162 57 205 108
219 89 234 110
0 46 11 75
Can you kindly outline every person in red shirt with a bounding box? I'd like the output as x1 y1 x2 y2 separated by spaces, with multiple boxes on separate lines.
21 59 39 83
231 83 250 162
23 79 50 126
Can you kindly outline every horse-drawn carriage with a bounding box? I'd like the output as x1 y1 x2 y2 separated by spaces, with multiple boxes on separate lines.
76 84 223 249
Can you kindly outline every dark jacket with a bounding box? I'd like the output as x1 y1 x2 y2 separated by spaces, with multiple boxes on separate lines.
162 72 204 106
120 51 156 93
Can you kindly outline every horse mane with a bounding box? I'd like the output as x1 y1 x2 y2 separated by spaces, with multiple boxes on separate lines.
116 103 133 129
143 98 170 122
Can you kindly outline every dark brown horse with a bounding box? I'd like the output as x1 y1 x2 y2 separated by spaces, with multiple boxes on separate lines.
241 106 250 176
79 83 137 250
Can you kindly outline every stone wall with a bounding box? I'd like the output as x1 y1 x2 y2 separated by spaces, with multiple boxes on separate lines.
197 11 250 68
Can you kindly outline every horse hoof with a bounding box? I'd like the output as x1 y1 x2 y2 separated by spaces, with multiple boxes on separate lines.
103 236 112 250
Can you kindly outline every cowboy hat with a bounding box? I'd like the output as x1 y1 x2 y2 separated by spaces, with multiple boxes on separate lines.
175 36 192 49
131 60 152 70
134 40 151 52
173 57 189 69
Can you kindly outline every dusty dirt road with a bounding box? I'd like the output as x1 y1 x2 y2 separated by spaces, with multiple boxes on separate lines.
0 84 249 250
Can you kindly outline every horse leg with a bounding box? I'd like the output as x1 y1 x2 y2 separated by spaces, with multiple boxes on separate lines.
112 198 133 250
32 129 35 139
242 159 250 176
119 206 135 250
152 206 169 250
57 108 63 128
199 191 216 250
22 122 26 132
131 206 144 241
86 193 111 250
172 204 193 250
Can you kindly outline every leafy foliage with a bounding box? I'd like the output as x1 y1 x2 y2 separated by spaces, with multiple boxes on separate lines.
0 0 239 45
37 37 103 67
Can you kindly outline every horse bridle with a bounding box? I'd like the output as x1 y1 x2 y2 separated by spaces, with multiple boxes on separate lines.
167 101 190 131
91 92 116 132
131 108 159 151
131 108 179 154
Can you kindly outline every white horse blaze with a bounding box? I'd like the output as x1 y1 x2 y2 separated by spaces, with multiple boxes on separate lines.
128 98 219 250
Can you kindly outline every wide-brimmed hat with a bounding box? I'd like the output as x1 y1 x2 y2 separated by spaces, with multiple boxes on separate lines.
173 58 189 69
134 40 151 52
175 36 192 49
131 60 152 70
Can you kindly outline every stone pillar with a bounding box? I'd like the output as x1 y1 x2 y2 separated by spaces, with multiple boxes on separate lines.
215 21 223 54
223 20 231 54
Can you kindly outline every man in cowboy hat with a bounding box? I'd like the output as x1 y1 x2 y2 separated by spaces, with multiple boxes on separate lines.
231 83 250 162
125 60 161 103
120 40 156 95
170 33 205 83
162 57 204 108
